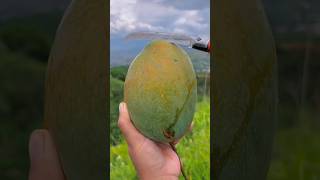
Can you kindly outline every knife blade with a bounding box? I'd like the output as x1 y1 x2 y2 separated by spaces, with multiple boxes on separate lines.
125 31 211 53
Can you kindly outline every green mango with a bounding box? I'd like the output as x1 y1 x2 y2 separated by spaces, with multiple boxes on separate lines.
44 0 108 179
124 40 197 143
213 0 277 179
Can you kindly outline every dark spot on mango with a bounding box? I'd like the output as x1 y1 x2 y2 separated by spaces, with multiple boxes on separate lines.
163 129 175 140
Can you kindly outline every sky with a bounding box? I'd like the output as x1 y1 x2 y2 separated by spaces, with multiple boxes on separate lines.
110 0 210 39
110 0 210 65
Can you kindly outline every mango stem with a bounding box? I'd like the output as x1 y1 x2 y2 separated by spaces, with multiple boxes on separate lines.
169 142 188 180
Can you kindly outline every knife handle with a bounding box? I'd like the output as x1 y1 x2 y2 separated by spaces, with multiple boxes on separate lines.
207 40 211 53
192 40 210 53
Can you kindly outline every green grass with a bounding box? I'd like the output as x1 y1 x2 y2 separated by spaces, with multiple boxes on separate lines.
267 128 320 180
110 100 210 180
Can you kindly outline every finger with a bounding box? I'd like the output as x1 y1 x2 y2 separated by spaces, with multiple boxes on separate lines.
118 102 146 148
29 129 65 180
172 122 194 145
188 122 194 132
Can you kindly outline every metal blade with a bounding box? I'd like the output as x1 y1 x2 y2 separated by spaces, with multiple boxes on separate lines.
125 31 197 47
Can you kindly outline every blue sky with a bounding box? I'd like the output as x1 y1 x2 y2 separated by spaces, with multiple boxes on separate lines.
110 0 210 66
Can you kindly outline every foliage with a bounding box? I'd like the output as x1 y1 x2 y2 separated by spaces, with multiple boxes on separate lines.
196 72 210 101
110 143 138 180
0 49 46 180
268 128 320 180
0 26 51 61
110 75 125 145
110 100 210 180
110 66 129 82
0 11 62 180
0 11 62 62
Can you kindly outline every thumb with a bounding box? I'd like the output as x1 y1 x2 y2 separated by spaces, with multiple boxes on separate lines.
118 102 146 149
29 129 65 180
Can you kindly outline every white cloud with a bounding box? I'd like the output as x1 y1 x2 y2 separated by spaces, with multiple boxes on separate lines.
174 9 208 33
110 0 209 39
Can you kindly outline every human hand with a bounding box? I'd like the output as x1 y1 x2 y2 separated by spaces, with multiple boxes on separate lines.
28 103 190 180
118 102 191 180
28 129 65 180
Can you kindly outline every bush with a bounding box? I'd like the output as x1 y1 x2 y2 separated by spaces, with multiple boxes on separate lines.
0 50 46 179
110 66 129 82
110 76 125 145
267 128 320 180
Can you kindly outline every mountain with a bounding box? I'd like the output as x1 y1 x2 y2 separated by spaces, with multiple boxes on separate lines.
110 40 210 72
110 35 210 70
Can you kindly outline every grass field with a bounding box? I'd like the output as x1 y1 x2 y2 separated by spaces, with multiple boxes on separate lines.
267 127 320 180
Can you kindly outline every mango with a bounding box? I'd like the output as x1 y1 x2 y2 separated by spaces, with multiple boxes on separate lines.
124 40 197 143
44 0 108 179
213 0 277 179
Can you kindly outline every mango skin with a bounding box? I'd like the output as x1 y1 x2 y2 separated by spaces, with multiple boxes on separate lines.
124 40 197 143
43 0 108 179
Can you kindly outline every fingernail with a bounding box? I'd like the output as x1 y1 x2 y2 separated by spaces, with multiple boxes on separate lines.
119 102 124 113
29 130 45 164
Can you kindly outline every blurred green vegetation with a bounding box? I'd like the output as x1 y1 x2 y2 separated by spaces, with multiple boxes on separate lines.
0 12 63 62
110 69 126 145
268 128 320 180
267 43 320 179
110 100 210 180
0 12 63 180
0 48 46 180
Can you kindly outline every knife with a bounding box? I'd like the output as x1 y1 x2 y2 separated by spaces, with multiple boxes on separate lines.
125 31 211 53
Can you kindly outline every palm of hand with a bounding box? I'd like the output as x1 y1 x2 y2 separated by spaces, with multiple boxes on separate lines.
128 137 181 179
